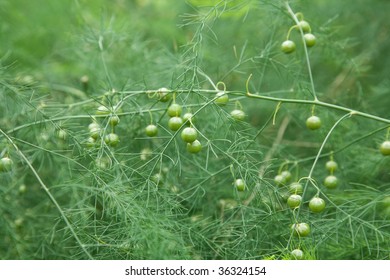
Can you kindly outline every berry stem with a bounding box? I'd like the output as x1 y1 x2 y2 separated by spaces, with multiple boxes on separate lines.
148 111 154 124
286 25 296 40
311 104 316 116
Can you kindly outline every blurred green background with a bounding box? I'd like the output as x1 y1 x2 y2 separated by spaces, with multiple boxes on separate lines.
1 0 389 260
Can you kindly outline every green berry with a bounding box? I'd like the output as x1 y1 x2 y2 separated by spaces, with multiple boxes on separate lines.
168 117 183 131
304 33 316 47
167 103 182 117
230 109 245 121
104 133 119 147
309 197 326 213
380 141 390 156
86 137 96 148
109 116 120 126
274 174 286 186
306 115 321 130
145 124 158 137
325 160 338 172
234 179 245 192
89 126 101 139
214 91 229 106
187 140 202 153
281 40 296 54
0 157 13 172
291 222 310 237
289 182 303 194
183 112 194 125
157 88 171 102
287 194 302 209
96 105 110 115
181 127 198 143
298 20 311 33
324 175 338 189
57 129 67 140
281 170 292 182
151 173 163 186
88 122 100 131
291 249 304 260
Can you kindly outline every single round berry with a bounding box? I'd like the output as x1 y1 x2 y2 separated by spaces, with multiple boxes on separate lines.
289 182 303 194
287 194 302 209
291 249 304 260
96 105 110 115
214 91 229 106
168 117 183 131
95 158 110 169
281 40 296 54
379 141 390 156
309 197 326 213
324 161 337 173
187 140 202 153
104 133 119 147
298 20 311 33
89 126 101 139
183 112 194 125
324 175 338 189
181 127 198 143
281 170 292 182
234 179 245 192
291 222 310 237
109 116 120 126
80 75 89 84
14 218 24 228
304 33 316 47
19 184 27 194
157 88 171 102
88 122 100 131
274 174 286 186
145 124 158 137
167 103 182 117
151 173 163 186
230 109 245 121
0 157 13 172
140 148 152 161
57 129 67 140
85 137 96 148
306 115 321 130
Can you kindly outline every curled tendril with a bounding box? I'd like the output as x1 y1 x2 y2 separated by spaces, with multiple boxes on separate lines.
216 81 226 92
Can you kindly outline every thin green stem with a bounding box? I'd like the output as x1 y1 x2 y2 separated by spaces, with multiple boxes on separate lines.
247 91 390 124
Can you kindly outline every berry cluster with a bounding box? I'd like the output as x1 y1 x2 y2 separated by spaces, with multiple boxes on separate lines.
214 90 246 121
145 89 203 154
85 103 121 149
324 157 339 189
281 14 316 54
